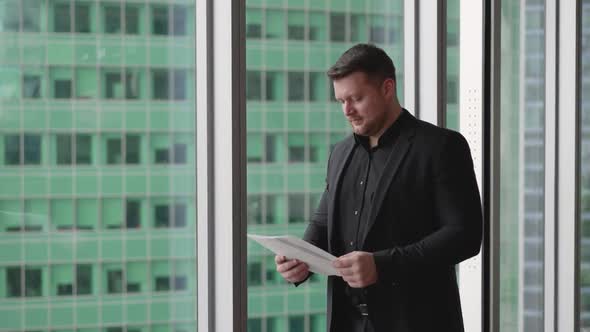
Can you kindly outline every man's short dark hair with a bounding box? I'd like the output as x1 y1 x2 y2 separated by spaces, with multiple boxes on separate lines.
327 43 396 84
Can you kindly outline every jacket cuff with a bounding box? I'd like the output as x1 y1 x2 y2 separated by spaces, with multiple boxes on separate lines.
292 272 312 287
373 249 401 285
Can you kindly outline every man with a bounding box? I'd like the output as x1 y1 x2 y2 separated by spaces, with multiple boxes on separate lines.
275 43 482 332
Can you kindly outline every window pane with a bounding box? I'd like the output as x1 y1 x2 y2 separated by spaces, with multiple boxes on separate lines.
54 3 71 32
104 5 121 34
247 0 404 329
499 1 546 330
0 0 198 330
74 4 90 33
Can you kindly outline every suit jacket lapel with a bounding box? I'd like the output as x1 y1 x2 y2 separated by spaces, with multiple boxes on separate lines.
327 136 356 252
360 116 416 249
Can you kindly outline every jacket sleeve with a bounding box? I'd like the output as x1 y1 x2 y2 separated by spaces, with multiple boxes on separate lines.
293 151 332 286
372 131 483 283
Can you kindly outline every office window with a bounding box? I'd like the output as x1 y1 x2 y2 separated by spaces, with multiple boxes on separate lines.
54 80 72 98
247 262 262 286
52 67 74 99
309 12 327 41
288 11 306 40
173 144 187 164
25 267 42 297
370 26 386 44
104 4 121 33
23 135 41 165
52 265 73 296
172 6 187 36
174 203 187 227
75 4 90 33
247 195 263 225
289 316 305 332
153 69 169 99
22 75 41 99
76 135 91 164
6 267 21 297
2 1 19 31
288 134 305 162
264 134 277 162
56 134 72 164
106 137 122 164
288 194 306 224
152 6 168 35
246 9 263 38
125 5 139 34
154 205 170 227
247 318 262 332
76 68 97 99
265 71 283 101
247 71 262 101
4 135 20 165
107 269 123 294
54 3 71 32
309 72 325 102
330 13 346 42
104 70 123 99
155 276 170 291
288 72 305 101
126 200 141 229
265 10 285 39
350 14 367 42
126 135 140 164
22 0 41 31
126 70 141 99
173 70 187 100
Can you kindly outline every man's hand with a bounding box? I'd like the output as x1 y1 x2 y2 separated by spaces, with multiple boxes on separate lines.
333 251 378 288
275 255 310 283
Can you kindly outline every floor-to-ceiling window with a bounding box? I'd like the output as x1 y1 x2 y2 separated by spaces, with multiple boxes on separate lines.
245 0 403 331
0 1 197 330
499 1 546 331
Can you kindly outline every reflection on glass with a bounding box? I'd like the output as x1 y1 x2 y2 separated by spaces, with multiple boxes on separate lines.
0 1 197 331
499 1 545 331
246 1 403 331
581 0 590 328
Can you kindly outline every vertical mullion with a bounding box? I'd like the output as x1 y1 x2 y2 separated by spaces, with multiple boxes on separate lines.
557 0 580 331
483 0 502 330
417 0 440 124
545 0 557 331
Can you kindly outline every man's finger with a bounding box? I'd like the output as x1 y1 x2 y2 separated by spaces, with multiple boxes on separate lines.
284 263 308 281
333 256 355 268
276 259 299 273
275 255 286 264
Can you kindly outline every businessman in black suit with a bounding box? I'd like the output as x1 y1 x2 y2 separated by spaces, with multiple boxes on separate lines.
275 43 482 332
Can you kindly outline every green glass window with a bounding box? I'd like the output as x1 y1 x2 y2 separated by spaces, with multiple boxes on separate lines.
104 4 121 34
247 71 262 100
152 6 168 35
330 13 346 42
53 3 71 32
125 5 140 34
287 72 305 101
74 3 90 33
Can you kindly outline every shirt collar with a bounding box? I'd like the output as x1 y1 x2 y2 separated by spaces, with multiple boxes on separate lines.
354 108 408 151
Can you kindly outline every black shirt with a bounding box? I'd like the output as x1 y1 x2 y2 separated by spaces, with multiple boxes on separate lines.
334 110 407 306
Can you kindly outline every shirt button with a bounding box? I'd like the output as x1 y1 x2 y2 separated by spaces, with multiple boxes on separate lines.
350 241 354 246
360 181 364 185
354 210 358 215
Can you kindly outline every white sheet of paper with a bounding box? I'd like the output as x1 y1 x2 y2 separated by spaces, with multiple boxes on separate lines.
247 234 340 276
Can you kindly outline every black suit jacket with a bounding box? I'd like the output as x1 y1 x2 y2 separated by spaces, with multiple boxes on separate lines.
302 111 483 331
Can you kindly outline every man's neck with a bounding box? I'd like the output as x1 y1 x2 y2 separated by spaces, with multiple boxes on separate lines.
369 104 403 148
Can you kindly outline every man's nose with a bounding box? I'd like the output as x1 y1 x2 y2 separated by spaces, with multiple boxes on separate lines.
343 102 354 115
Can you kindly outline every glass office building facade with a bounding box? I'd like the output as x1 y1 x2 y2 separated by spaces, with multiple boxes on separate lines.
0 0 197 331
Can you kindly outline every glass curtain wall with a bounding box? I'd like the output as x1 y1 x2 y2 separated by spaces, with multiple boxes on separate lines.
0 0 197 331
245 0 403 331
499 0 546 331
580 0 590 329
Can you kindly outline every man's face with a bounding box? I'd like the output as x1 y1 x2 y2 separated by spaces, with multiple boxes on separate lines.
333 71 394 138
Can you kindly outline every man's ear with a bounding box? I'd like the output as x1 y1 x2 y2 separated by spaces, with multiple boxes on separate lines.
382 78 395 97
